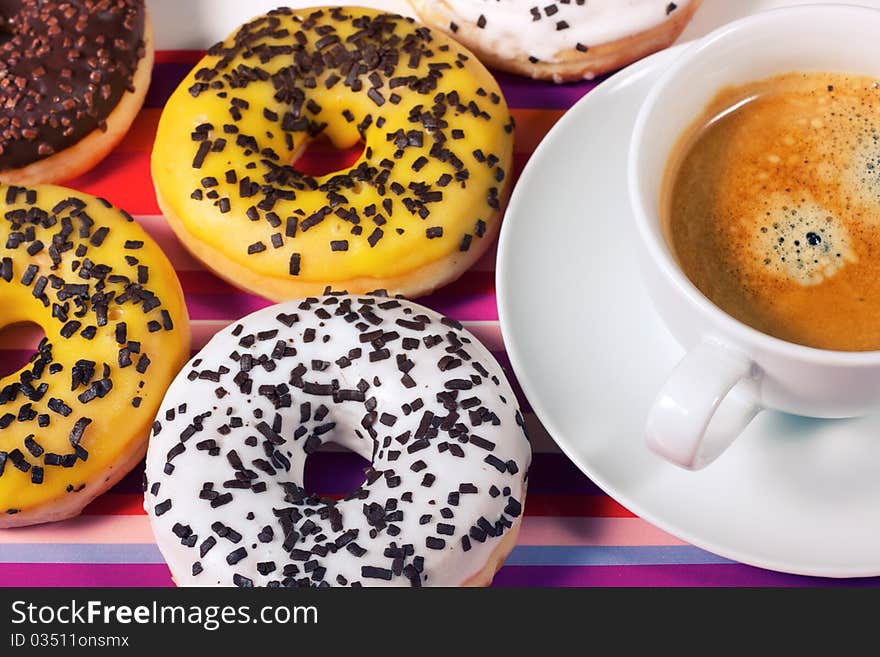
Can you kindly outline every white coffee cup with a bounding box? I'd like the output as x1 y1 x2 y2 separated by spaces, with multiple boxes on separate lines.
628 4 880 470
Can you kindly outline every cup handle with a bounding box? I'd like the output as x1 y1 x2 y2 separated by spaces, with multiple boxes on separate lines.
646 340 762 469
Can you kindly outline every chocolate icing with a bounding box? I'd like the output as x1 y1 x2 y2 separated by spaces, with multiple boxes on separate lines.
0 0 146 170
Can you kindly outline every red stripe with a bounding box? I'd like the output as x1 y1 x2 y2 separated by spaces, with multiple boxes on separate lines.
67 152 158 214
296 141 364 176
82 492 634 518
154 49 205 64
81 494 146 516
524 495 635 518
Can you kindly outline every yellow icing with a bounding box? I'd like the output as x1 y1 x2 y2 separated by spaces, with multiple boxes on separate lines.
152 6 513 290
0 185 189 518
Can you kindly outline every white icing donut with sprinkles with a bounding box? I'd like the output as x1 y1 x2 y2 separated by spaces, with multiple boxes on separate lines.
408 0 702 83
144 293 531 587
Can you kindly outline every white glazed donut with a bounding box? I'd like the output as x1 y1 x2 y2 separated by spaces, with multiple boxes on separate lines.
408 0 702 83
144 293 531 587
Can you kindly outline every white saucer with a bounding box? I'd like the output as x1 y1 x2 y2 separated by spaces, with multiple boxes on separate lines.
497 44 880 578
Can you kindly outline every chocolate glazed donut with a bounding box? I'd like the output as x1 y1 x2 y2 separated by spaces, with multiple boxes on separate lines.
0 0 152 184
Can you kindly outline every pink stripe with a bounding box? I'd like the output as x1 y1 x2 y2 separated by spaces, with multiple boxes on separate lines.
187 320 505 351
135 215 203 270
460 321 504 351
516 517 687 547
0 323 505 360
0 563 174 587
418 293 498 322
0 319 507 369
190 320 229 349
184 292 499 322
184 293 273 320
0 516 154 545
0 516 673 548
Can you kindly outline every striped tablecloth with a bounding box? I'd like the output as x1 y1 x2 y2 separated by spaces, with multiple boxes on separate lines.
2 51 877 588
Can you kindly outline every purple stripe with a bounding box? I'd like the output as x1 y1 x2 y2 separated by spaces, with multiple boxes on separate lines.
524 454 603 494
494 70 604 109
145 62 193 108
146 62 598 111
506 545 731 567
112 463 148 494
302 452 371 494
0 544 164 564
0 563 174 587
491 350 532 413
7 562 878 587
3 544 728 567
491 564 880 587
114 452 598 496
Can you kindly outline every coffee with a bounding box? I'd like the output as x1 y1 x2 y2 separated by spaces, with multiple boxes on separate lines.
664 72 880 351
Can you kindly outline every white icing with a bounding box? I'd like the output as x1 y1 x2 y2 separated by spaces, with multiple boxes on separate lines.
437 0 692 62
144 295 531 587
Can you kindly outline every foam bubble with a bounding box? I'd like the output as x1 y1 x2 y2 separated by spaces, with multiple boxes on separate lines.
751 193 856 286
841 125 880 222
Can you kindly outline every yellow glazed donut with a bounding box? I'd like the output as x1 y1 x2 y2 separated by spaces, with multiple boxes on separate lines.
0 185 190 528
152 6 514 301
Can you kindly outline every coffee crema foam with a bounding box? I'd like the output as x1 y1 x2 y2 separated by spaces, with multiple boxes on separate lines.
665 72 880 351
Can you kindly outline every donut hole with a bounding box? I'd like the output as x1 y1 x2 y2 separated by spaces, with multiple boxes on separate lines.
292 134 365 178
0 321 46 380
302 440 371 498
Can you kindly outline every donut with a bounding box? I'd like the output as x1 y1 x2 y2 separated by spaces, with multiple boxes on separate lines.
151 6 514 301
407 0 702 83
0 0 153 185
0 185 190 528
144 293 530 587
